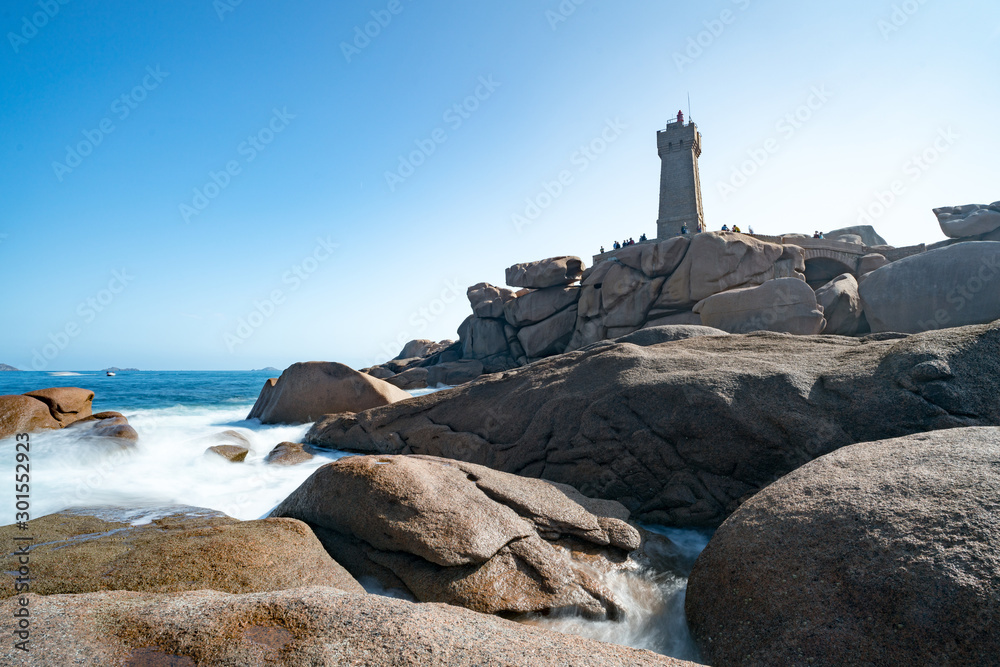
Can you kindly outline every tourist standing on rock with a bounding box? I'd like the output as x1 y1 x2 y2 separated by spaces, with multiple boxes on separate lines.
681 224 689 235
640 233 647 242
600 246 605 254
721 225 730 232
733 225 741 233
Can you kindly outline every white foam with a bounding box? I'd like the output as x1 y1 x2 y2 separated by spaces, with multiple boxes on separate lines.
520 564 702 662
0 403 347 525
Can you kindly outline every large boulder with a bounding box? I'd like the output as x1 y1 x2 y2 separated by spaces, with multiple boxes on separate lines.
467 282 516 319
246 362 411 425
0 587 697 667
601 265 666 328
693 278 826 335
305 322 1000 527
859 241 1000 333
503 286 580 327
934 201 1000 238
657 232 786 309
64 411 139 443
206 444 250 462
265 441 315 466
393 339 452 361
23 387 94 426
506 256 585 289
824 224 888 247
460 316 508 360
815 273 866 335
517 305 579 358
426 359 484 386
0 395 59 439
642 311 703 328
385 367 430 390
613 236 690 277
685 427 1000 666
612 325 727 347
272 455 641 620
0 507 363 597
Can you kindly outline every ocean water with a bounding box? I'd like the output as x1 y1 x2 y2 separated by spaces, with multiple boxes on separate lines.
0 370 705 661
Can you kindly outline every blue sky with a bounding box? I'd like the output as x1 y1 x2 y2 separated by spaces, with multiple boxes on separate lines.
1 0 998 370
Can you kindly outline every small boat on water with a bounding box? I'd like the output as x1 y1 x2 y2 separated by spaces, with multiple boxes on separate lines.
106 372 116 376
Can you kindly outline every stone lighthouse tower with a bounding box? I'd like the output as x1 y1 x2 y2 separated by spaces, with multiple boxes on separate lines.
656 111 704 239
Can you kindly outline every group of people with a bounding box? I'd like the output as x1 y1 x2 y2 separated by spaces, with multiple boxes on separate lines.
602 233 648 253
602 224 772 253
812 230 825 238
720 224 752 234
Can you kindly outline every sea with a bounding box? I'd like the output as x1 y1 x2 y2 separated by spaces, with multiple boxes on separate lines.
0 370 707 661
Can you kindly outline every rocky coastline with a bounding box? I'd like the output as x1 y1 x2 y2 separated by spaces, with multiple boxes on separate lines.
3 203 1000 665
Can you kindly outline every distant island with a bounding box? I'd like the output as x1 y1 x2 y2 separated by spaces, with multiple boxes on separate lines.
252 367 281 372
0 363 20 371
103 367 140 372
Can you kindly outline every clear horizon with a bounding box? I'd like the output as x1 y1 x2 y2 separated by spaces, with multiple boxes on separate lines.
2 1 998 371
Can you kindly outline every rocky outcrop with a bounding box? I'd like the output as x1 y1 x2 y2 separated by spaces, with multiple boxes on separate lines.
504 286 580 327
824 224 888 247
0 586 697 666
272 455 644 620
385 366 430 390
661 233 787 308
305 322 1000 527
857 252 888 276
815 273 867 335
859 241 1000 333
247 362 410 424
207 444 250 462
461 237 804 362
934 201 1000 238
506 256 585 289
0 395 60 439
0 387 102 440
65 411 139 442
685 427 1000 667
693 277 826 335
426 359 484 386
23 387 94 426
0 507 363 597
468 282 516 318
393 338 453 360
611 324 727 348
265 441 315 466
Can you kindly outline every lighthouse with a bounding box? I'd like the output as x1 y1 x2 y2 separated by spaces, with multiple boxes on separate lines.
656 110 704 238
